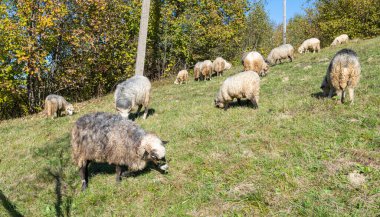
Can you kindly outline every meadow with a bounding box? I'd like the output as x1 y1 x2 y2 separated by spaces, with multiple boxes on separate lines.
0 38 379 216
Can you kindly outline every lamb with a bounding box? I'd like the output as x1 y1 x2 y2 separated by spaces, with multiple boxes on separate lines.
114 75 151 119
44 94 74 118
214 71 260 110
242 52 269 76
174 70 189 84
212 57 232 76
71 112 169 191
331 34 349 46
194 61 203 81
298 38 321 53
267 44 294 65
320 49 361 104
201 60 213 80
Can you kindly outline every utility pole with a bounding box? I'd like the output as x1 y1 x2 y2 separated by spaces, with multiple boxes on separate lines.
135 0 151 75
283 0 286 45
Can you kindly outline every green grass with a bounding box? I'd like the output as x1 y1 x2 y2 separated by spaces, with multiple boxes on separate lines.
1 38 379 216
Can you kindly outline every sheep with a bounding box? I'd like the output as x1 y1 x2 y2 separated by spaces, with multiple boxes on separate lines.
320 49 361 104
212 57 232 76
331 34 349 46
214 70 260 110
44 94 74 118
298 38 321 53
114 75 151 119
242 52 269 76
267 44 294 65
201 60 213 80
194 61 203 81
71 112 169 191
174 70 189 84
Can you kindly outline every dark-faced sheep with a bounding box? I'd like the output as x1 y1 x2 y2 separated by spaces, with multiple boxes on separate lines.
212 57 232 76
242 52 269 76
44 94 74 118
174 70 189 84
214 71 260 110
71 112 169 191
331 34 349 46
267 44 294 65
194 62 203 81
298 38 320 53
201 60 213 80
320 49 361 104
114 75 151 119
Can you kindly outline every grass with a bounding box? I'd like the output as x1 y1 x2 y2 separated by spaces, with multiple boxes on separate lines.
0 37 379 216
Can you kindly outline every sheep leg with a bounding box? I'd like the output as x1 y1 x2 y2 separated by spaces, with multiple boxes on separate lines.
289 55 293 62
136 105 142 117
79 161 89 191
143 106 149 119
328 89 334 98
115 165 122 182
224 102 229 111
336 90 343 104
237 98 242 106
348 88 355 104
251 96 259 109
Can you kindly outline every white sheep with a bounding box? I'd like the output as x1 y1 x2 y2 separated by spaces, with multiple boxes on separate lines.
174 70 189 84
298 38 321 53
114 75 151 119
212 57 232 76
321 48 361 104
331 34 349 46
201 60 213 80
242 52 269 76
194 61 203 81
267 44 294 65
214 71 260 110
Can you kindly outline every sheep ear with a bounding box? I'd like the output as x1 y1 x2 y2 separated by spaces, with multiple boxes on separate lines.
162 141 169 146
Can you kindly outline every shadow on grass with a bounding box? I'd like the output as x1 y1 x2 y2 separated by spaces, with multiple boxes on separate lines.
34 134 73 217
129 108 155 121
0 190 24 217
311 92 325 99
228 99 258 109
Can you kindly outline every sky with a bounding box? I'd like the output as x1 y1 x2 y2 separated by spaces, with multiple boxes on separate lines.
264 0 314 25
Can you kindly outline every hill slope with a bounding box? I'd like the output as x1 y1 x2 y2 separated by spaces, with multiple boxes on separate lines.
1 38 379 216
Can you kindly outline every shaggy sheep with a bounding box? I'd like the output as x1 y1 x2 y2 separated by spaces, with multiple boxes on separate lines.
194 61 203 81
298 38 321 53
44 94 74 118
114 75 151 119
212 57 232 76
242 52 269 76
174 70 189 84
320 49 361 104
331 34 349 46
201 60 213 80
267 44 294 65
71 112 169 190
214 70 260 110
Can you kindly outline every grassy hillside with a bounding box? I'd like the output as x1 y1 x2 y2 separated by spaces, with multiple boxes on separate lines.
1 38 379 216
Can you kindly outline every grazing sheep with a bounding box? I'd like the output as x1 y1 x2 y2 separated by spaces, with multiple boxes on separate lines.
212 57 232 76
44 94 74 118
331 34 349 46
214 71 260 110
114 75 151 119
194 62 203 81
320 49 361 104
298 38 321 53
174 70 189 84
267 44 294 65
201 60 213 80
242 52 269 76
71 112 169 191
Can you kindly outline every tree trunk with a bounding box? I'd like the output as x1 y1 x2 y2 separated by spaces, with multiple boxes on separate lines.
135 0 151 76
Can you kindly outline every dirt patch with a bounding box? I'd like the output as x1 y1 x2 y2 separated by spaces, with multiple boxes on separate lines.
303 65 312 70
348 171 366 187
282 77 289 82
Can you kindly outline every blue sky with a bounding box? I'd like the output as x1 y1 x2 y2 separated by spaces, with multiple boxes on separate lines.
264 0 314 25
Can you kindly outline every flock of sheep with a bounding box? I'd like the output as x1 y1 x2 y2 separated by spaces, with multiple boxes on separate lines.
43 34 360 191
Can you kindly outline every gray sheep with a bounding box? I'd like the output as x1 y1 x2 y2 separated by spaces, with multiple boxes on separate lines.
114 75 151 119
267 44 294 65
214 71 260 110
44 94 74 118
71 112 168 191
321 49 361 104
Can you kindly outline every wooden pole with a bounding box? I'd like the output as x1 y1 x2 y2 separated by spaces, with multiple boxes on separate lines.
135 0 151 75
